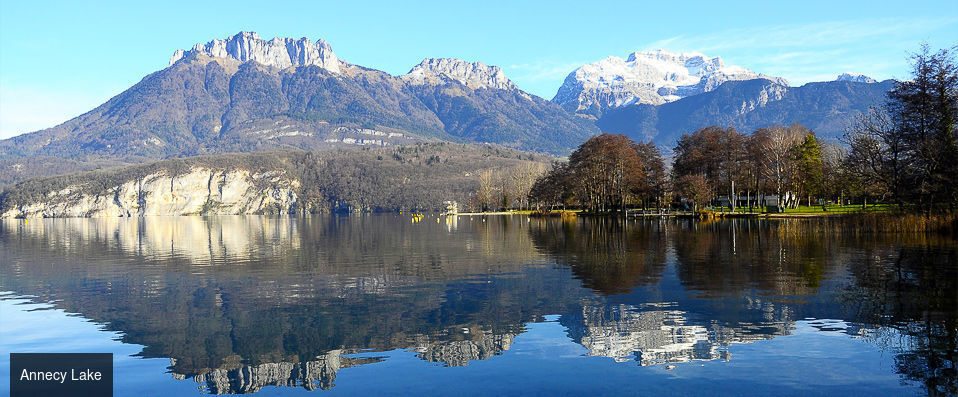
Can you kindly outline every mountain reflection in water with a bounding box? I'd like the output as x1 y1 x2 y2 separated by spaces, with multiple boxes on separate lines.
0 215 954 395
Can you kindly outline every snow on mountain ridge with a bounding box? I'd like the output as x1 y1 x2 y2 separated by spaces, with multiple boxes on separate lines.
402 58 518 91
553 49 788 118
836 73 877 83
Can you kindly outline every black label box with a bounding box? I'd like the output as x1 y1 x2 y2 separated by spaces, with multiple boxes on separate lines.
10 353 112 397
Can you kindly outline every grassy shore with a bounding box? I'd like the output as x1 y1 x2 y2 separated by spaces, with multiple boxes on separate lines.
460 207 957 234
465 206 888 218
715 204 892 214
456 210 539 216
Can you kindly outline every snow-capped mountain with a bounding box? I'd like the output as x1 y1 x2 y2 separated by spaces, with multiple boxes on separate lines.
553 49 788 118
402 58 518 91
169 31 341 73
835 73 877 83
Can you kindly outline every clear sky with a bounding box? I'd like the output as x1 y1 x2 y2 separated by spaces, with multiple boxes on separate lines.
0 0 955 139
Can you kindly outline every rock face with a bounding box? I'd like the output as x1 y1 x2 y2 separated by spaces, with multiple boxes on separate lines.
1 167 299 218
402 58 517 91
553 49 788 118
169 31 340 73
836 72 877 83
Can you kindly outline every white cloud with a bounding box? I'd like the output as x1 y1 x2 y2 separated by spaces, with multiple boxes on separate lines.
643 18 955 54
639 17 957 85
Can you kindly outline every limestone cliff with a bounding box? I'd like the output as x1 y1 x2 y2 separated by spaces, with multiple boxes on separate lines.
402 58 518 91
1 167 299 218
169 31 341 73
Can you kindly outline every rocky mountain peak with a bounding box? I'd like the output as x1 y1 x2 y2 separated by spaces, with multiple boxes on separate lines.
625 49 712 66
836 73 877 83
169 31 340 73
402 58 517 90
552 49 788 118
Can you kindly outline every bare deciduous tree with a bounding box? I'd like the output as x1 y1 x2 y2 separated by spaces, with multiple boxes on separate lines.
477 169 497 211
760 125 804 208
677 174 712 211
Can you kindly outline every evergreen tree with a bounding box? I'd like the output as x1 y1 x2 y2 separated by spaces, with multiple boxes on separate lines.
794 132 824 207
847 44 957 211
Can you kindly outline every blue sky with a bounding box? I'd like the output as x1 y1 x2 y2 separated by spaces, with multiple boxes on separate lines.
0 0 955 139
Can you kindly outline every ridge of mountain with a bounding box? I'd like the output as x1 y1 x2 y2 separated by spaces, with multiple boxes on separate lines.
836 72 878 83
595 78 896 145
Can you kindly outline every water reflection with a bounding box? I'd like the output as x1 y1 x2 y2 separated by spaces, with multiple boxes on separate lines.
527 217 668 294
838 238 958 395
0 216 955 395
561 303 785 365
179 350 369 394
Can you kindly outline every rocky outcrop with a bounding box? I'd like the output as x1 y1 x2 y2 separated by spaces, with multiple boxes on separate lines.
737 83 788 115
836 72 877 83
417 330 516 367
553 49 788 118
402 58 518 91
1 167 299 218
186 351 346 394
169 31 340 73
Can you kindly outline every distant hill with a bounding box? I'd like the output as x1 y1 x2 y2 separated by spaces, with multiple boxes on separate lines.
594 78 895 145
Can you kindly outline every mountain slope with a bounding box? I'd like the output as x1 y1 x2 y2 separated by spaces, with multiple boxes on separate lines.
0 52 442 160
402 58 596 152
595 78 895 145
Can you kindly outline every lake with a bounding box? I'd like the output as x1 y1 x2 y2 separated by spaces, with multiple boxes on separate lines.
0 215 955 396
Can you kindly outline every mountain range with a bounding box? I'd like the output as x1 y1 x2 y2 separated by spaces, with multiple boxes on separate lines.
596 78 895 144
553 49 790 118
556 50 892 143
0 31 893 187
0 32 595 160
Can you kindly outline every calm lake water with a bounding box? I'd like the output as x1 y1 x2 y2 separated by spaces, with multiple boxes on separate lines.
0 215 955 396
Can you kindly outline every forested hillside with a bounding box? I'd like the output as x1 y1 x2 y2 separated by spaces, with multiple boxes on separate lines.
0 143 552 216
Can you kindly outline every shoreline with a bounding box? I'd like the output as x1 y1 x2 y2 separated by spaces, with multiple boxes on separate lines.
456 210 886 219
0 210 925 221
